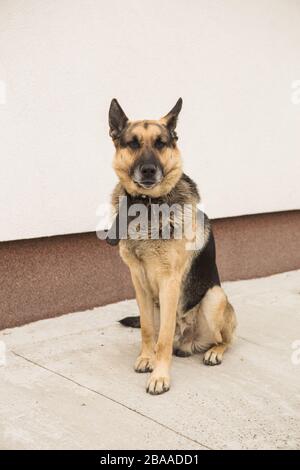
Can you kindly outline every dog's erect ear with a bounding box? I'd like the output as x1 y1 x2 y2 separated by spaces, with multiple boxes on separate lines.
109 99 128 139
161 98 183 134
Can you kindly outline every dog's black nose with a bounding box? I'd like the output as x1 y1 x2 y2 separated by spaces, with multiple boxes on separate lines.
140 163 157 179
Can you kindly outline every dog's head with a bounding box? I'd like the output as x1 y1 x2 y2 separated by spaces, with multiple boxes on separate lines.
109 98 183 197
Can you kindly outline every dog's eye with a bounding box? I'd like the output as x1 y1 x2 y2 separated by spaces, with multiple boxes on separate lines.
154 139 166 150
128 139 140 150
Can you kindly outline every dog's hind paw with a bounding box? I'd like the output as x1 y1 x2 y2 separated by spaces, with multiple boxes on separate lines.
173 348 192 358
203 347 223 366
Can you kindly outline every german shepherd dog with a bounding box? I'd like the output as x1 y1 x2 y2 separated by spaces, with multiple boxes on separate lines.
108 98 237 395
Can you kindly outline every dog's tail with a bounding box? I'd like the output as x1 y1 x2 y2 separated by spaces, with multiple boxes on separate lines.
119 316 141 328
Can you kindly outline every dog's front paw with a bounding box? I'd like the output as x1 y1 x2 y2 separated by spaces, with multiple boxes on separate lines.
146 372 170 395
134 355 154 373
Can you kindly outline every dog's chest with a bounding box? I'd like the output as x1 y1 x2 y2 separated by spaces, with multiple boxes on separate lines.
120 238 178 266
119 238 191 299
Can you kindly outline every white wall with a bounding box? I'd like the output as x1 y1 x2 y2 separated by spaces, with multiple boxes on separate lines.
0 0 299 241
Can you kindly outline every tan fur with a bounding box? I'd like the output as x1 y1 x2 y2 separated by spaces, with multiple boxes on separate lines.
120 234 236 392
113 121 182 198
111 109 237 395
175 286 237 365
120 237 190 394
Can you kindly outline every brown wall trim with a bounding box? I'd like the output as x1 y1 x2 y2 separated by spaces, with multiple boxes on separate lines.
1 210 299 330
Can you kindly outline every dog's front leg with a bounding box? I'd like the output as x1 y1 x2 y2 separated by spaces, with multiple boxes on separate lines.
130 272 156 373
146 276 180 395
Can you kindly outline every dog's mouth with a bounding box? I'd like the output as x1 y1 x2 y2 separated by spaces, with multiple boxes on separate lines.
134 180 160 189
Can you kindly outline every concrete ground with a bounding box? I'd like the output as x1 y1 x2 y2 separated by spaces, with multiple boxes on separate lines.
0 270 299 450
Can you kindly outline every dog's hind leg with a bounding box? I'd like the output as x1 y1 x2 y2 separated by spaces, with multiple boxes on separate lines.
173 322 194 357
199 286 237 366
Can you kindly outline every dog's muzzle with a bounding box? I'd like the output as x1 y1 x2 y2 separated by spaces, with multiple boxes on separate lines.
132 153 163 189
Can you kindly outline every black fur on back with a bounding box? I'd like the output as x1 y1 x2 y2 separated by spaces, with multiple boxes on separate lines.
181 224 220 313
